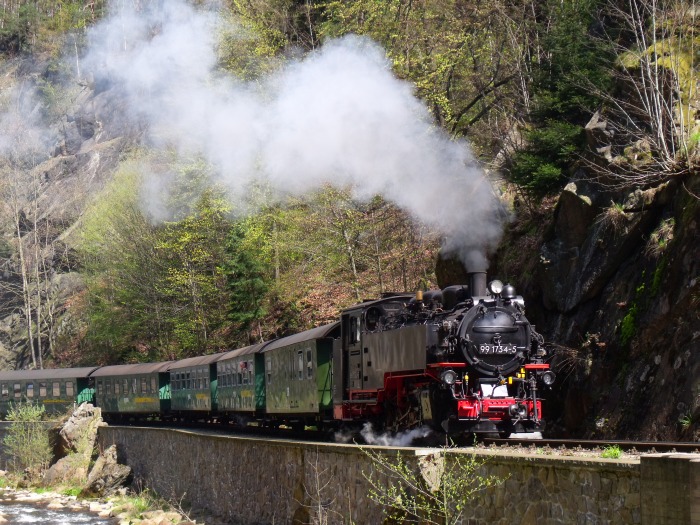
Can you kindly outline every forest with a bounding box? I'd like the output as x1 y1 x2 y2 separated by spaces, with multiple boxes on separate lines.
0 0 697 440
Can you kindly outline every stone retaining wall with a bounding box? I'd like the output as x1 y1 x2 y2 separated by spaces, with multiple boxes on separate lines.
1 423 697 524
97 427 644 525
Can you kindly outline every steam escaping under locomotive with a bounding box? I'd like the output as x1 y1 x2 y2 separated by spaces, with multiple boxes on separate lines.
337 271 554 437
0 272 554 439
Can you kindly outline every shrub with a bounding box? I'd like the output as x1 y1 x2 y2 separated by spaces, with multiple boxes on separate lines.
3 403 53 481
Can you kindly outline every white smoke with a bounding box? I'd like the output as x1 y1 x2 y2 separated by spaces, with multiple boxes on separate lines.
334 422 434 447
82 0 504 269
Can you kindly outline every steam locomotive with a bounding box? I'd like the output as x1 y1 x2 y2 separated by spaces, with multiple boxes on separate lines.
336 271 553 437
0 272 553 438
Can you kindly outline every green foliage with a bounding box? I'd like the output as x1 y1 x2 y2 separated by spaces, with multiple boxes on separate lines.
507 0 611 195
78 156 234 360
509 121 583 193
225 220 271 331
651 256 668 298
362 447 505 525
156 189 232 354
620 281 645 348
600 445 623 459
3 403 53 481
0 0 105 55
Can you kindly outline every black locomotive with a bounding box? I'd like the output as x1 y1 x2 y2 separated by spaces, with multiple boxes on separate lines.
337 272 553 436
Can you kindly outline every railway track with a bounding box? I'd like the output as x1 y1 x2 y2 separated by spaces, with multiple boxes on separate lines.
107 421 700 454
482 437 700 454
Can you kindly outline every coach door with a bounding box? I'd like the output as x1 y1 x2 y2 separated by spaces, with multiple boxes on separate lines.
342 311 364 390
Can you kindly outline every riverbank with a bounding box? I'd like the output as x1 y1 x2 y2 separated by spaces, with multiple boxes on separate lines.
0 486 226 524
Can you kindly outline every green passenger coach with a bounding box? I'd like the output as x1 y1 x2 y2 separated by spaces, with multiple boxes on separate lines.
217 342 269 417
170 353 224 416
0 368 98 417
263 323 339 424
92 362 172 419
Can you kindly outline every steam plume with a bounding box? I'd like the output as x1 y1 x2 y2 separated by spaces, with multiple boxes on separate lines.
84 0 504 269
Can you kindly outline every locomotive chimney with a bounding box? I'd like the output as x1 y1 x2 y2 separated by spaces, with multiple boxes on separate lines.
470 271 487 297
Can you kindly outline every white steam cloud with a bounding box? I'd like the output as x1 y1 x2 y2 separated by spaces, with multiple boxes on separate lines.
334 422 434 447
83 0 504 269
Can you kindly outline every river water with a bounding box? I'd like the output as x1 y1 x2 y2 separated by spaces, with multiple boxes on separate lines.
0 498 116 524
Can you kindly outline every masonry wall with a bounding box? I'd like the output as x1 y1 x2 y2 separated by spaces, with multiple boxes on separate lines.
97 427 644 525
1 423 697 525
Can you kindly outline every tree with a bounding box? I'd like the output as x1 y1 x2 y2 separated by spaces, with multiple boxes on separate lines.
590 0 700 186
156 189 232 356
225 219 272 342
506 0 612 195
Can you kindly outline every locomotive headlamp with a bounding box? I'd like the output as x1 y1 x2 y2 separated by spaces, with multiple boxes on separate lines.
488 280 504 295
541 371 556 386
440 369 457 386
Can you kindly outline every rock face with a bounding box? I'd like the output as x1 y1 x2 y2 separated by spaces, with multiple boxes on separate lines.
0 55 137 370
43 404 131 496
82 445 132 497
56 403 104 456
494 172 700 440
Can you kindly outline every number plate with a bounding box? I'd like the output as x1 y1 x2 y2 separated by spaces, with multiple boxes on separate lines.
479 344 517 355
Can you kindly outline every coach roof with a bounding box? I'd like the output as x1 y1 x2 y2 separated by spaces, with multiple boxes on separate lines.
0 367 100 380
90 362 173 377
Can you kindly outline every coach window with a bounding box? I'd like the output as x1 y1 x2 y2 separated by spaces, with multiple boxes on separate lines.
248 361 254 385
1 384 7 398
237 365 243 386
39 382 47 397
52 382 60 397
141 377 147 394
123 379 128 395
297 351 304 380
151 377 157 393
106 380 112 395
66 381 74 397
266 356 272 384
203 369 209 388
132 378 137 394
114 381 120 395
97 381 103 396
26 383 34 398
14 383 21 398
307 350 313 379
